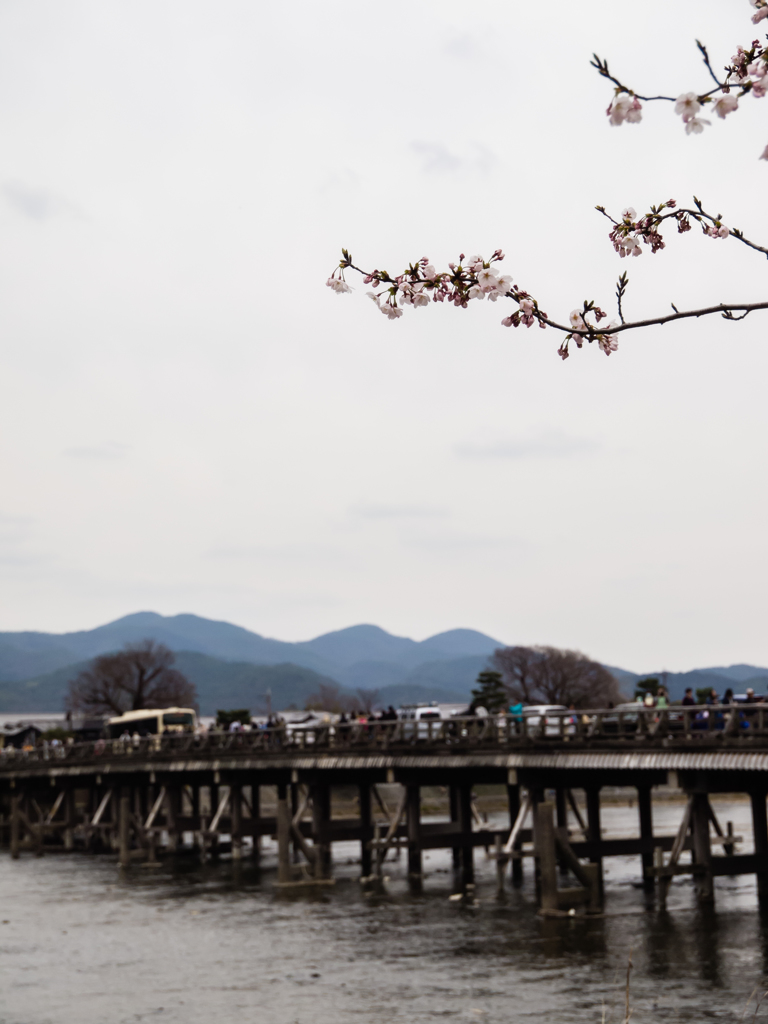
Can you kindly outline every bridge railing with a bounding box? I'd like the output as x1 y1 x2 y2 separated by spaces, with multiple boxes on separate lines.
0 704 766 767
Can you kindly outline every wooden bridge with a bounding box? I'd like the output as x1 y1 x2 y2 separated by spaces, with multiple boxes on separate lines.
2 705 768 914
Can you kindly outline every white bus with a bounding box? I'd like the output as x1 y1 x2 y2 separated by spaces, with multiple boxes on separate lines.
107 708 197 739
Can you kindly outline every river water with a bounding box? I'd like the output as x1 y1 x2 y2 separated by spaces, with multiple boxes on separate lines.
1 798 767 1024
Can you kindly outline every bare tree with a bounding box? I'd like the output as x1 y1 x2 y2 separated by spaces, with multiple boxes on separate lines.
355 687 380 713
66 640 197 717
304 683 356 714
492 646 623 709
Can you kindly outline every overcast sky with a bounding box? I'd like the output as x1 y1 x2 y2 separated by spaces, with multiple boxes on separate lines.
0 0 766 671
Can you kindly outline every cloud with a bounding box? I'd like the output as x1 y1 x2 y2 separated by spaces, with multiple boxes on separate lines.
349 504 450 520
442 33 484 60
204 543 348 565
3 181 64 221
0 512 34 527
62 443 129 461
402 533 520 551
410 141 496 175
454 431 600 460
317 167 360 196
0 552 49 567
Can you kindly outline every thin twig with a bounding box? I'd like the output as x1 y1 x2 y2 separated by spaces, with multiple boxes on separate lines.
590 55 676 101
697 40 725 89
591 52 724 102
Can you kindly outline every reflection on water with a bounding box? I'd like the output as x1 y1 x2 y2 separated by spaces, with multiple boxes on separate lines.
0 799 766 1024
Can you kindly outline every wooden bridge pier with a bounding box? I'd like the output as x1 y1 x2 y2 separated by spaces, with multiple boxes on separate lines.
638 785 655 893
359 783 373 878
506 780 524 885
585 786 603 893
0 768 754 915
751 792 768 900
406 784 422 888
449 785 461 870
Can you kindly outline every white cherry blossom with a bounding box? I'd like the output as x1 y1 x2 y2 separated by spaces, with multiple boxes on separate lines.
684 116 711 135
608 95 642 126
713 94 739 118
476 267 499 291
326 277 351 294
675 92 701 120
597 327 619 356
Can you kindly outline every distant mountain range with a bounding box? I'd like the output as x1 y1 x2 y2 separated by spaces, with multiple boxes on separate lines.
0 613 502 714
0 611 766 715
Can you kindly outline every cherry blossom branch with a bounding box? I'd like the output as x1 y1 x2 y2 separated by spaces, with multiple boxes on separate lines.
595 4 768 149
326 4 768 359
596 197 768 259
327 245 768 361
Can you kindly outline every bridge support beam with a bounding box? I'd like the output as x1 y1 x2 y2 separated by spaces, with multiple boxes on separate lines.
276 782 292 884
118 789 131 868
230 784 243 861
534 800 558 913
406 784 422 888
191 786 202 851
691 792 714 903
290 784 301 863
311 782 332 880
507 783 523 884
209 784 220 858
359 783 372 878
751 791 768 900
586 787 603 892
251 783 261 864
63 788 75 851
449 785 461 870
10 793 20 859
165 786 181 854
457 783 474 888
638 785 655 892
555 788 568 875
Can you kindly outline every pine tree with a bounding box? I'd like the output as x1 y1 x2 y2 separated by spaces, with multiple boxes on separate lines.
470 670 508 714
634 677 660 702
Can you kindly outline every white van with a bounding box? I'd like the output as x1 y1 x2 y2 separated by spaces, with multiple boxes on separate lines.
398 704 443 740
522 705 569 737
